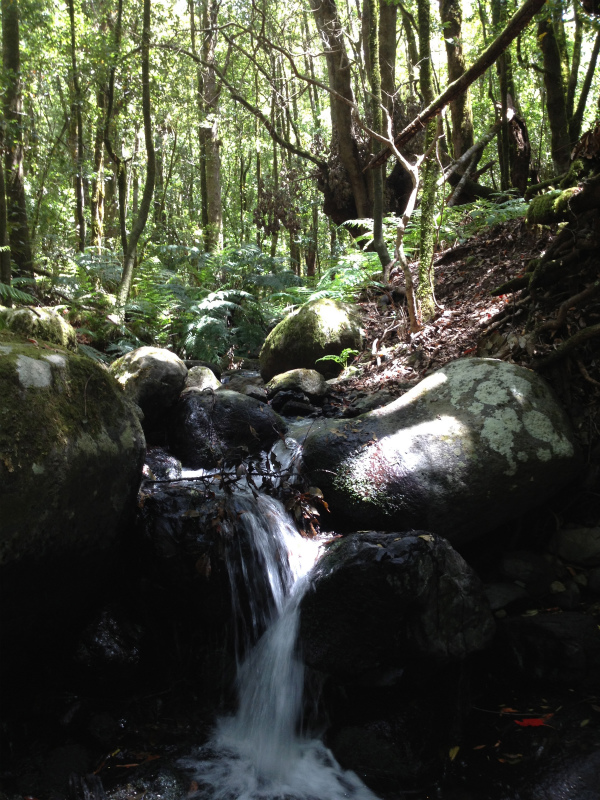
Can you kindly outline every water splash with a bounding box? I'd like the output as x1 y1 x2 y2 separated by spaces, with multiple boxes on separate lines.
180 492 378 800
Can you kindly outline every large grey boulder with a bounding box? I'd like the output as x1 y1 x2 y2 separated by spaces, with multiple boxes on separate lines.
110 346 187 424
301 358 581 546
299 530 495 681
259 298 362 381
0 335 145 675
168 388 286 469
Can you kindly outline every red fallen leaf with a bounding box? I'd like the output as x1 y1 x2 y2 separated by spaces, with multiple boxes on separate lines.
463 347 477 355
514 714 553 727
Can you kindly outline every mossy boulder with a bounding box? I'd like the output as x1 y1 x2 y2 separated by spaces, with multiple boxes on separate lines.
185 365 221 392
259 299 362 382
0 333 145 677
300 358 581 546
266 368 328 400
0 305 78 350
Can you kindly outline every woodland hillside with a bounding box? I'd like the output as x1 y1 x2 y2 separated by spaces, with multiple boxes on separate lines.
0 0 598 380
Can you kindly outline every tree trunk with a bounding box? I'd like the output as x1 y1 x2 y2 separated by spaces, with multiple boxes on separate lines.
0 150 11 301
2 0 33 276
309 0 370 220
366 0 391 269
90 90 106 250
197 0 223 252
67 0 86 252
439 0 474 160
417 0 437 322
115 0 155 310
538 15 571 174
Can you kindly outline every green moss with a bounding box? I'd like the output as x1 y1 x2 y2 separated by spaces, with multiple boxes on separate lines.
526 187 580 224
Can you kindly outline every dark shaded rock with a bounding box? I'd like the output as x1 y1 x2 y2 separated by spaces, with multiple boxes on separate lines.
259 298 362 381
485 582 529 611
270 389 310 413
299 530 495 681
500 611 600 685
168 388 286 469
301 358 581 546
0 335 145 681
75 605 143 678
279 400 320 417
549 527 600 568
500 551 557 596
508 750 600 800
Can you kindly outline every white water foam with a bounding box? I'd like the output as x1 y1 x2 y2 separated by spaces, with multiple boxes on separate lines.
180 492 379 800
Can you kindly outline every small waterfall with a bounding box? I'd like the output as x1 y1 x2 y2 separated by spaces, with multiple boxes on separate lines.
180 491 378 800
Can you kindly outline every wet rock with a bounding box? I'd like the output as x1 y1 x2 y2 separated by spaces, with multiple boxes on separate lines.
301 358 581 546
500 611 600 685
507 750 600 800
185 365 220 392
589 568 600 594
76 605 143 679
168 388 285 469
110 346 187 427
0 335 145 680
144 446 182 480
219 370 265 396
1 305 78 350
549 527 600 568
266 368 329 400
259 298 362 381
299 530 495 681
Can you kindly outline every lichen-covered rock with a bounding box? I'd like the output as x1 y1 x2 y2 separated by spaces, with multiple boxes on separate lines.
168 388 286 469
185 365 221 392
1 306 78 350
110 346 187 424
0 334 145 676
299 530 495 680
301 358 581 545
266 368 329 400
259 299 362 382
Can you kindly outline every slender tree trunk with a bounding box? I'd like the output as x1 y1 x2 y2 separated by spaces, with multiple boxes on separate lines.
2 0 33 276
90 90 106 250
379 0 397 117
115 0 155 310
197 0 223 252
366 0 391 270
0 150 11 301
439 0 474 160
417 0 437 322
538 15 571 174
570 28 600 144
67 0 86 252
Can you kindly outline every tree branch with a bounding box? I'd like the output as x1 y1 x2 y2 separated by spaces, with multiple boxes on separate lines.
366 0 547 169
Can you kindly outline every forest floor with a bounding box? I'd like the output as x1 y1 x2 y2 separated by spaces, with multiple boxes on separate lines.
331 215 600 466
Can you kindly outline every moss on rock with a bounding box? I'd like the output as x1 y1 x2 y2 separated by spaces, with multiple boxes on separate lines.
259 299 363 382
0 306 78 350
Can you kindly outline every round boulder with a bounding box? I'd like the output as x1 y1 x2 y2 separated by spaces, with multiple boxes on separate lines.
185 365 221 392
168 388 286 469
110 346 187 425
0 335 145 677
259 299 362 381
1 305 77 350
299 530 495 681
301 358 582 546
266 368 329 400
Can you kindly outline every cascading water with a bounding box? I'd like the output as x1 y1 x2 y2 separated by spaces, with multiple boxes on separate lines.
179 490 379 800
